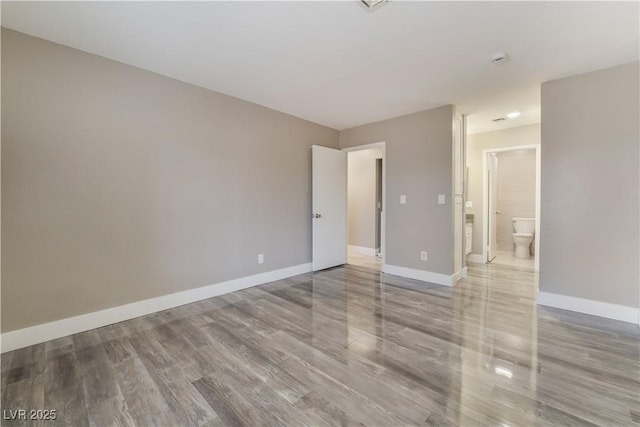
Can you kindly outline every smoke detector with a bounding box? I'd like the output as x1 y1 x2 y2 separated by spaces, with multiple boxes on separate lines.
491 52 509 64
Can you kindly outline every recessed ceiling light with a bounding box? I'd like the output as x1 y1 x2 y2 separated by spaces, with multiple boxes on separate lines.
507 111 521 119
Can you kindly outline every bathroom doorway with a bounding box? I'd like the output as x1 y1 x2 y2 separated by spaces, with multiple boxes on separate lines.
482 144 540 271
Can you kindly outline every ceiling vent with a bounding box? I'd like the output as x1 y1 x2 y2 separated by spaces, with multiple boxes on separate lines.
360 0 389 12
491 52 508 64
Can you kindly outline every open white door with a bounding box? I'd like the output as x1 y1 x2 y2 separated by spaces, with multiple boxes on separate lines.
312 145 347 271
487 153 498 262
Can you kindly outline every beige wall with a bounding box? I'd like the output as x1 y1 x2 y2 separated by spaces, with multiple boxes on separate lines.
347 148 382 249
496 149 536 251
467 125 541 255
1 29 339 332
541 61 639 308
340 105 454 275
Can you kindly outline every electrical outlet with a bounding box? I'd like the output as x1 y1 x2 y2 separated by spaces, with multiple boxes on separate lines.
438 194 445 204
258 254 264 264
421 251 428 261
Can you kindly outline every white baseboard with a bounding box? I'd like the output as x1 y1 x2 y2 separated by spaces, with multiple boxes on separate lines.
538 291 639 325
466 253 484 264
383 264 454 286
1 263 312 353
348 245 377 256
451 269 463 283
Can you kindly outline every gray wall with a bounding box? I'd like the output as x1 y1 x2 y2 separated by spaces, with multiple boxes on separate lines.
541 61 639 307
347 148 382 249
496 149 536 251
340 106 454 275
1 29 339 332
467 125 540 255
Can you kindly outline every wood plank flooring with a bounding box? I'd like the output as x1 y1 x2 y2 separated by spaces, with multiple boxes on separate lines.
1 262 639 426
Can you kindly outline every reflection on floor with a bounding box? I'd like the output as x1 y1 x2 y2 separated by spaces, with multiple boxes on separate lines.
347 247 382 271
491 249 535 270
1 262 638 426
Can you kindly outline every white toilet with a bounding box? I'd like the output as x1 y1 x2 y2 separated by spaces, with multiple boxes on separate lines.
512 218 535 258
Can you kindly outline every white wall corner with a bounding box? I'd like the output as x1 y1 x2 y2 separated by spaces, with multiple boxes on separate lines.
537 291 640 325
452 267 467 283
1 263 312 353
383 264 454 286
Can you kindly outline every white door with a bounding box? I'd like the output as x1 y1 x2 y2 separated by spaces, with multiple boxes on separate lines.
487 153 498 262
312 145 347 271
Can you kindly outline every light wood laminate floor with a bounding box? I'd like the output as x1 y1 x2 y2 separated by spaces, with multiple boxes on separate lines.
1 262 639 426
347 248 383 271
490 250 535 270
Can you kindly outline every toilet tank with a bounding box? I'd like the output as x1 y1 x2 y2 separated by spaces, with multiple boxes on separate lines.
512 218 535 234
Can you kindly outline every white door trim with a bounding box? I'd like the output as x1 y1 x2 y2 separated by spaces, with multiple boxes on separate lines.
342 142 386 265
482 144 540 272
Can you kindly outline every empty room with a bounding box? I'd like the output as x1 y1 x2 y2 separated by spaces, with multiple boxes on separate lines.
1 1 639 426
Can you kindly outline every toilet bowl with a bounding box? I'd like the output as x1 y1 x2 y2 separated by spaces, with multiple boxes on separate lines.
512 233 534 258
512 218 535 259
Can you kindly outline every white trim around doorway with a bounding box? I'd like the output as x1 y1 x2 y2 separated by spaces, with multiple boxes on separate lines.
482 144 540 272
343 141 386 266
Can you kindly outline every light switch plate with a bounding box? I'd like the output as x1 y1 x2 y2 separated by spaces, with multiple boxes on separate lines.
400 195 406 204
438 194 445 204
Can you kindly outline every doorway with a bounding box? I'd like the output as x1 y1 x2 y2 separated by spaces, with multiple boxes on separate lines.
482 144 540 270
344 142 386 271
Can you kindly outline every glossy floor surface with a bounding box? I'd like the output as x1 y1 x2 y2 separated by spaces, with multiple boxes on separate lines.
490 250 535 270
347 247 383 271
1 262 639 426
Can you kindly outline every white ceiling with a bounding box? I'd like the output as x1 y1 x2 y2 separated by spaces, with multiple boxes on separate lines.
3 1 638 133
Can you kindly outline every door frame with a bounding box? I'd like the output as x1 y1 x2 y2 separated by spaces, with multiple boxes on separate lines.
487 152 498 262
342 141 386 265
482 144 540 271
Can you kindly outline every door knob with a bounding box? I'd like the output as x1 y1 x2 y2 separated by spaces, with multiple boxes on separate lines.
495 211 501 214
313 213 322 218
